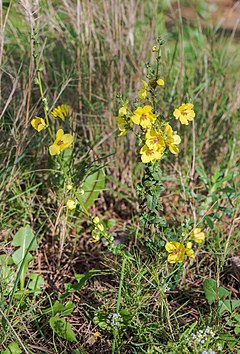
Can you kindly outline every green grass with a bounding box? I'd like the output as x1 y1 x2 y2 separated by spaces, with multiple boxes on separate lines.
0 0 240 353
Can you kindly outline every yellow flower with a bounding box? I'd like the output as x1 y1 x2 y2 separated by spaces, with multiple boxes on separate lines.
66 184 73 190
92 229 101 242
145 128 165 151
131 105 156 129
116 116 127 136
49 129 73 156
66 199 77 210
185 242 195 259
165 242 185 263
31 117 46 132
156 78 164 86
152 46 157 52
51 104 69 121
138 80 148 101
118 106 128 116
140 144 164 163
189 228 205 244
173 103 195 125
93 217 100 224
93 216 104 231
164 124 181 154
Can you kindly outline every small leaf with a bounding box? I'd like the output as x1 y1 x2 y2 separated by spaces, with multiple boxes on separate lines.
11 226 38 250
80 169 105 208
43 300 75 316
2 341 22 354
218 300 240 315
60 269 102 299
28 273 44 294
49 316 77 342
204 215 214 230
203 278 230 305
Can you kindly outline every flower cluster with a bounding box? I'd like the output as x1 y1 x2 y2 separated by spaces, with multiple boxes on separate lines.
31 105 76 211
116 76 195 164
31 104 73 156
165 228 205 263
91 216 105 242
191 326 215 345
188 326 222 354
106 312 123 329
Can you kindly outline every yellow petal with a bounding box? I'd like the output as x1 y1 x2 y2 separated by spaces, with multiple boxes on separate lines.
31 117 46 132
56 129 64 139
119 106 127 116
157 78 164 86
49 144 60 156
169 144 179 155
66 199 77 210
62 134 73 145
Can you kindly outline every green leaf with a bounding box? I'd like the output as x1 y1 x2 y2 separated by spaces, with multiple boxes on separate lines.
11 226 38 267
80 169 105 208
204 215 214 229
43 300 75 316
27 273 44 294
203 278 230 305
2 341 22 354
218 299 240 315
60 269 102 299
11 226 38 250
49 316 77 342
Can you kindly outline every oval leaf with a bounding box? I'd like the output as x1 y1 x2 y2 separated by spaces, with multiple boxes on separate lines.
49 316 77 342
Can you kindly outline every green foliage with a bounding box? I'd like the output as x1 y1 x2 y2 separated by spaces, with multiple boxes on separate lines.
2 342 22 354
43 300 75 316
11 226 38 291
60 269 103 299
80 169 105 208
27 272 44 295
203 278 230 305
11 226 38 267
136 163 166 232
49 316 77 342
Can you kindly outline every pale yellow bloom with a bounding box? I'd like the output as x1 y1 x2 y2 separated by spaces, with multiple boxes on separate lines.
31 117 46 132
185 242 195 259
66 199 77 210
131 105 156 129
173 103 195 125
140 144 164 163
138 80 148 101
165 242 185 263
93 217 100 224
118 106 127 116
116 116 127 136
145 128 165 151
189 228 205 244
49 129 73 156
156 78 164 86
66 184 73 190
164 124 181 155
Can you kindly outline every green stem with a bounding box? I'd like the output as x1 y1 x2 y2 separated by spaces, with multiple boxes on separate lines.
33 36 90 218
112 255 127 354
34 55 53 140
